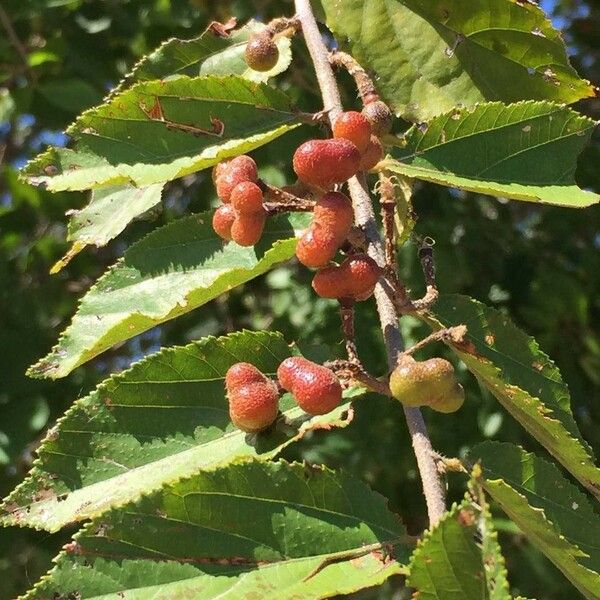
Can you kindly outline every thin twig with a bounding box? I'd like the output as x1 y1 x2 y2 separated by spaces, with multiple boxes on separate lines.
0 5 33 82
339 303 359 363
261 182 316 214
329 49 379 104
400 326 467 361
295 0 446 526
327 359 391 398
376 173 398 270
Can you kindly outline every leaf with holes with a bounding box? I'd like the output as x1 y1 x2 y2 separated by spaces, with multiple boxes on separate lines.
424 294 600 500
3 331 360 531
318 0 594 121
23 75 301 191
470 442 600 600
115 19 292 93
383 101 598 208
51 183 164 273
28 210 310 379
22 460 409 599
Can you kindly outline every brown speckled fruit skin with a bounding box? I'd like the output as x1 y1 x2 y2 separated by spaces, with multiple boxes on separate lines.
231 181 264 214
231 211 267 247
225 363 279 432
333 111 372 153
296 192 354 268
389 356 464 413
312 254 381 301
277 357 342 415
293 139 361 190
245 33 279 72
361 100 393 137
212 205 236 241
359 135 384 171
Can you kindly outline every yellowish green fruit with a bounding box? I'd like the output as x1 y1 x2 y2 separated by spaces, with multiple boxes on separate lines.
389 355 463 413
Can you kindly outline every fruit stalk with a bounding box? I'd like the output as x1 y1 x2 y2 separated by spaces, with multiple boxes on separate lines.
295 0 447 525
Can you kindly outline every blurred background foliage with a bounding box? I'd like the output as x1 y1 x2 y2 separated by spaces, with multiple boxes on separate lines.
0 0 598 598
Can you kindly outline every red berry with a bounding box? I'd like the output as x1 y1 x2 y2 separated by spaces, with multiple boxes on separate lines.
229 381 279 432
231 181 264 214
215 156 258 202
313 192 354 243
225 362 267 392
245 32 279 72
296 227 338 268
333 111 372 153
361 100 393 136
212 160 230 184
212 205 236 241
293 139 361 190
231 211 267 247
312 254 381 301
359 135 384 171
277 357 342 415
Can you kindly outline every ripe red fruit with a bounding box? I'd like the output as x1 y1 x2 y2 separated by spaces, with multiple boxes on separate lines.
212 205 236 241
296 227 338 268
245 32 279 72
296 192 354 268
359 135 384 171
225 362 268 391
231 181 264 214
293 139 361 190
361 100 393 136
215 156 258 202
225 363 279 433
312 254 381 301
314 192 354 243
212 160 230 184
229 382 279 432
231 211 267 246
333 111 372 153
277 357 342 415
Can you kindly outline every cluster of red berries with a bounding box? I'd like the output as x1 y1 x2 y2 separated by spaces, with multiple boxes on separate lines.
212 155 267 247
225 358 342 432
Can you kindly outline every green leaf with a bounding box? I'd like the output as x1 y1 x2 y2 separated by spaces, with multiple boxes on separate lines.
425 295 600 500
51 183 164 273
407 500 490 599
383 101 598 208
28 210 309 379
23 75 301 191
3 331 359 531
22 460 409 599
116 20 292 93
318 0 594 121
470 442 600 600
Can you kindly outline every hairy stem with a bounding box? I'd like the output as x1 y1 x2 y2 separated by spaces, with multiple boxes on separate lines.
295 0 446 526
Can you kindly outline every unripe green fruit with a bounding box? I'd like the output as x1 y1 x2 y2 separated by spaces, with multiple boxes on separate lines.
293 139 361 190
225 363 279 433
231 210 267 246
277 357 342 415
245 32 279 72
312 254 381 301
231 181 264 214
333 111 372 153
362 100 393 136
389 356 464 413
212 205 236 241
359 135 384 171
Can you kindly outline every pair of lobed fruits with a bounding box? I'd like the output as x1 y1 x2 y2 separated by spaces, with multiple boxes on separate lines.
226 356 465 433
212 106 391 301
